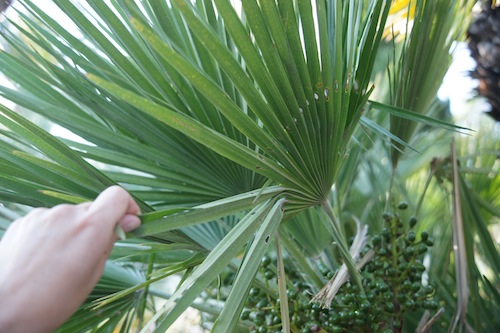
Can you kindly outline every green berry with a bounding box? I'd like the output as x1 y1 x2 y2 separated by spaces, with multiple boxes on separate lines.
402 280 412 290
331 326 342 333
250 311 265 324
409 216 417 227
423 284 435 295
417 243 428 254
385 302 395 312
414 260 426 272
420 231 429 242
264 270 274 280
319 264 329 276
374 259 384 269
381 228 391 240
344 293 355 302
404 299 415 309
397 201 409 210
383 291 393 300
261 255 271 267
404 246 415 257
376 281 389 292
372 307 382 316
309 309 319 320
412 272 423 282
354 310 363 319
241 310 250 320
250 287 260 297
360 300 371 311
310 324 320 332
383 212 393 221
287 289 297 298
354 318 365 326
406 231 416 243
339 310 349 322
347 309 356 320
292 313 302 325
256 299 268 308
424 300 439 310
257 326 267 333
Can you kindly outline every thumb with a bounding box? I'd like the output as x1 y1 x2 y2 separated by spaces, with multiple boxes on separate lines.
86 186 141 232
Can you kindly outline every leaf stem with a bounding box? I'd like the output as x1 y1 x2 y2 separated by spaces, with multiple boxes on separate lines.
320 200 364 292
139 253 156 326
276 233 291 333
278 230 325 290
415 167 434 217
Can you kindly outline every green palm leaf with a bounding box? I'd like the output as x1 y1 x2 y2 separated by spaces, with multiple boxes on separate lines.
387 0 474 168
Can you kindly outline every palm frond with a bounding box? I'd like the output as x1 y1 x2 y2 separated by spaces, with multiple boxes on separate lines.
387 0 474 168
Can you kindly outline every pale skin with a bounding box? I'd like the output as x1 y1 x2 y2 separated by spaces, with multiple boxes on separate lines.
0 186 141 333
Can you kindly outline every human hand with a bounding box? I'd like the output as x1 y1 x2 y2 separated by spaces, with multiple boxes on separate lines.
0 186 141 333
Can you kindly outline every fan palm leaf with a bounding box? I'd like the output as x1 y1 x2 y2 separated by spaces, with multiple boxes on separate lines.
387 0 474 168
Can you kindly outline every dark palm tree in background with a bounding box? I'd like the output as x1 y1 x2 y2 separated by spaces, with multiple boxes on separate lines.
468 1 500 121
0 0 12 14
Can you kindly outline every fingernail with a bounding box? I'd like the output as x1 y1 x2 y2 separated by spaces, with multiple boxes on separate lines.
121 215 141 232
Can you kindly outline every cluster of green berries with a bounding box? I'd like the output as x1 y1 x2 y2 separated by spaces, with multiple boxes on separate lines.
241 265 318 333
241 203 438 333
350 204 438 332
